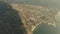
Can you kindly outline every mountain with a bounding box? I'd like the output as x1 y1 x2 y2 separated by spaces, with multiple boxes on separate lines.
0 1 60 34
11 4 58 34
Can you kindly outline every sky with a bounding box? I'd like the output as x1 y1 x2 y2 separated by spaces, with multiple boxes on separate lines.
2 0 60 8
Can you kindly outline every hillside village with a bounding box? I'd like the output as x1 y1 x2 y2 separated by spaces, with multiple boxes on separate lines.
11 4 58 34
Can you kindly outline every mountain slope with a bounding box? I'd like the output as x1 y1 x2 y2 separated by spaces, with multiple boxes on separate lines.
11 4 58 34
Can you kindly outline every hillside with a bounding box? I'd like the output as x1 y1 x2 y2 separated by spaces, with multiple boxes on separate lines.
11 4 58 34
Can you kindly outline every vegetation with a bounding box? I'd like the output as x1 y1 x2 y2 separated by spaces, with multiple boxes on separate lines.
0 1 26 34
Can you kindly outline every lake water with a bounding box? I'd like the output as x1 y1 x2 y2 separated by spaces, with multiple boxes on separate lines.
33 23 56 34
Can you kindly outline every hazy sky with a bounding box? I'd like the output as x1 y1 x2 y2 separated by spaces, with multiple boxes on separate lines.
3 0 60 8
